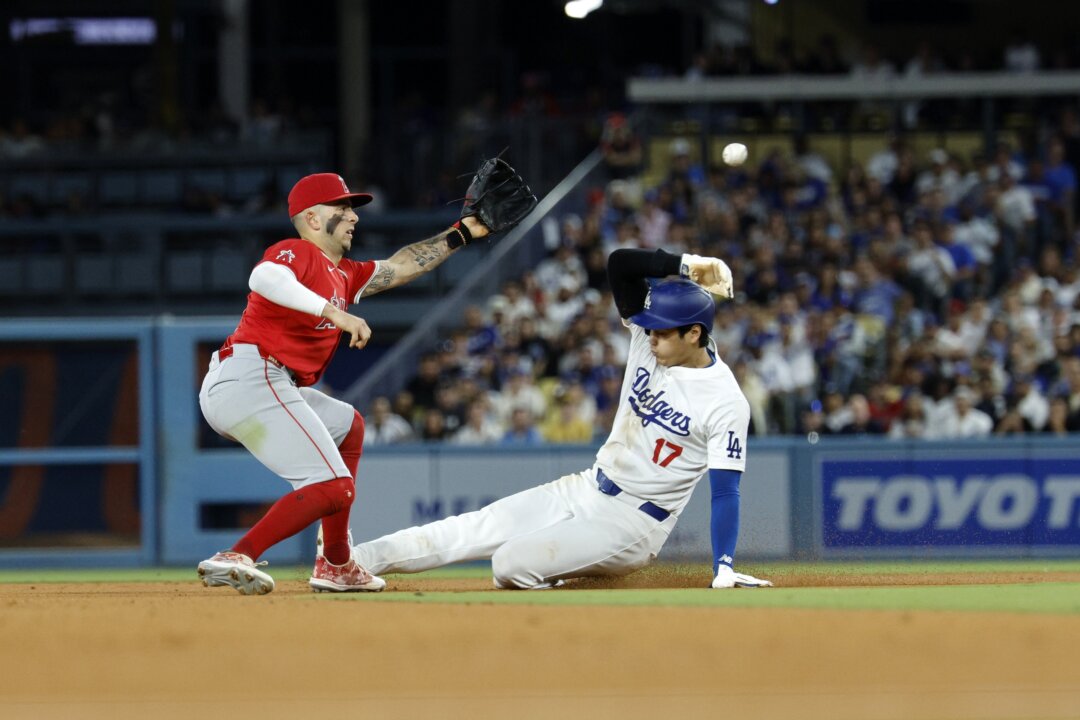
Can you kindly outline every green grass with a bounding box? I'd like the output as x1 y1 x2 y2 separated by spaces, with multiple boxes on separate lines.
2 562 1078 615
2 560 1080 585
337 582 1080 614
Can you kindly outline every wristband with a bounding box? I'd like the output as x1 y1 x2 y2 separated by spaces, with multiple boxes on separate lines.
679 253 691 278
447 220 473 249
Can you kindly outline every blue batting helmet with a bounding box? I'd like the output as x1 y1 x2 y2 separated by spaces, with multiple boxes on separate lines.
629 278 715 332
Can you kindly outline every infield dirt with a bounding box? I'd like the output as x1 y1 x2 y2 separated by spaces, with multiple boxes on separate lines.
2 569 1079 720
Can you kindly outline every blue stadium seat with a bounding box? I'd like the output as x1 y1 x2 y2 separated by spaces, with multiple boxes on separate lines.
167 251 206 294
189 170 227 194
74 255 113 294
230 168 270 201
100 172 139 206
51 173 93 205
26 256 65 295
8 174 48 202
143 171 183 205
115 253 158 295
0 258 22 295
208 248 249 292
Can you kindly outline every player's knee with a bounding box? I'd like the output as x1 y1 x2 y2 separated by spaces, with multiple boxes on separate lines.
491 546 543 590
313 475 356 513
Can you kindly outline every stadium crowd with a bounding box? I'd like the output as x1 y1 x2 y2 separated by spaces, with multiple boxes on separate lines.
370 104 1080 446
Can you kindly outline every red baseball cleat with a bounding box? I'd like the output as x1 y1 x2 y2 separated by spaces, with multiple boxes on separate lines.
309 555 386 593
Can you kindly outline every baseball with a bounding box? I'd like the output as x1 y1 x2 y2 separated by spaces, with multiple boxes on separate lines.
722 142 748 166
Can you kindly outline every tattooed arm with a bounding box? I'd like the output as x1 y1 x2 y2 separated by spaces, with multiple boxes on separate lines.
360 216 489 298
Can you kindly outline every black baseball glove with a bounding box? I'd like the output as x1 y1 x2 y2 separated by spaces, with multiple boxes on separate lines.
460 157 538 235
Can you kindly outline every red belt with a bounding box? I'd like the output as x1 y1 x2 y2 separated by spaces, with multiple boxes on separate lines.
218 343 287 372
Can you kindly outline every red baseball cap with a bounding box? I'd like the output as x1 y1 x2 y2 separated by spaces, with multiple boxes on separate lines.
287 173 374 217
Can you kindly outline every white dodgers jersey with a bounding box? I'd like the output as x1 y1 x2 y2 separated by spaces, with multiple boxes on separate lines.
594 324 751 515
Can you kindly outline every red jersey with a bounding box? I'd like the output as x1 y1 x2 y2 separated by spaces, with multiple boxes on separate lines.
226 239 377 387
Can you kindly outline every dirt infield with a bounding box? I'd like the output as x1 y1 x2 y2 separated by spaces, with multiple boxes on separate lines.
3 569 1080 720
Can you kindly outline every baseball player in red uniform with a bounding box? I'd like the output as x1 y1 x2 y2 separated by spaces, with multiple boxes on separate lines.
197 173 490 595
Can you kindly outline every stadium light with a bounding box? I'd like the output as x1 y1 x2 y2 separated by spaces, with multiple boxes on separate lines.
565 0 603 19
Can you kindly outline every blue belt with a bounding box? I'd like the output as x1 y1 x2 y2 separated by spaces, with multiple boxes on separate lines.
596 469 670 522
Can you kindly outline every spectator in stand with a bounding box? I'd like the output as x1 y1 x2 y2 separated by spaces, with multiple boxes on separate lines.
592 364 622 434
1044 136 1077 244
489 366 546 426
536 242 587 300
499 280 538 326
420 408 450 441
935 386 994 438
939 222 977 301
0 118 46 158
432 383 465 435
1045 396 1073 434
500 407 543 445
637 189 673 249
462 304 500 355
541 388 594 444
599 112 642 180
888 392 932 439
1011 373 1050 431
836 394 887 435
451 398 503 445
1004 29 1041 73
364 396 415 446
407 353 446 410
916 149 963 206
906 218 956 318
952 199 1000 293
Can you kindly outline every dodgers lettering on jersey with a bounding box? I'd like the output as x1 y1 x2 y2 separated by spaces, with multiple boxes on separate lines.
226 239 377 387
594 324 750 514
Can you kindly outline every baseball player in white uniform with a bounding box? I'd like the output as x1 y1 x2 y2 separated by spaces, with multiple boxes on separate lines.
351 248 773 589
196 172 493 595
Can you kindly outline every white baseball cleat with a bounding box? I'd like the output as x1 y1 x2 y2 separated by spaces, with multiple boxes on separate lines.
311 524 385 593
712 565 773 589
197 551 275 595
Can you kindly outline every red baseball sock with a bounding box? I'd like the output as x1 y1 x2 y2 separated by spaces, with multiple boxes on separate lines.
319 411 365 565
232 475 354 561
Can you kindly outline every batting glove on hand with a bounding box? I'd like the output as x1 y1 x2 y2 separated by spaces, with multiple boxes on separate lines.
711 565 773 589
681 254 734 299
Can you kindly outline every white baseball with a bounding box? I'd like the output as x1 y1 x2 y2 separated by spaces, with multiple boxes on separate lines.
722 142 748 166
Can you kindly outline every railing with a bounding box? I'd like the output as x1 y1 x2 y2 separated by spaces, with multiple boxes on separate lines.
339 149 605 411
628 70 1080 103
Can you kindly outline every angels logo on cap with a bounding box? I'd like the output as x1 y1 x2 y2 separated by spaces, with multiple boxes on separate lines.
287 173 375 217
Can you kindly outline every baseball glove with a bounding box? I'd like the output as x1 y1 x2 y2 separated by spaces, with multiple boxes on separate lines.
460 157 538 235
681 253 734 299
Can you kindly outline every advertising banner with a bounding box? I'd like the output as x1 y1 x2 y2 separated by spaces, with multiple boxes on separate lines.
820 457 1080 551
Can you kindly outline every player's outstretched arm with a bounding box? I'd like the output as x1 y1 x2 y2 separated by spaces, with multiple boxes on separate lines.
607 248 682 318
360 216 489 298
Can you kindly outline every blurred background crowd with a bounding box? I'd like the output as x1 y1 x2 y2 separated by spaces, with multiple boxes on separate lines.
4 0 1080 447
373 102 1080 446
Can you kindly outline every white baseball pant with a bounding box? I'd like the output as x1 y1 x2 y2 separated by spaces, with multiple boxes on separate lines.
199 343 356 489
354 468 675 589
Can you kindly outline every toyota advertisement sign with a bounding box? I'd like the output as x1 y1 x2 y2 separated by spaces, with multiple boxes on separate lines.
819 457 1080 552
